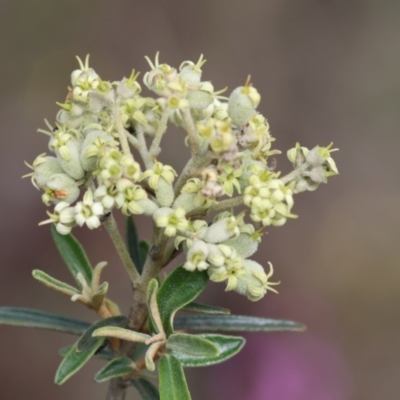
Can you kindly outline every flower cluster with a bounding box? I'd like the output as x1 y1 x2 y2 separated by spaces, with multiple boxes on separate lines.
25 53 338 301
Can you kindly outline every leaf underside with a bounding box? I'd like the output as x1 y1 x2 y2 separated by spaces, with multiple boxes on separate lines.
157 266 209 336
51 225 93 284
159 354 191 400
131 378 160 400
0 307 90 335
174 314 306 332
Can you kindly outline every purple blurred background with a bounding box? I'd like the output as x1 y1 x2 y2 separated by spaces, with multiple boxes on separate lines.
1 1 399 399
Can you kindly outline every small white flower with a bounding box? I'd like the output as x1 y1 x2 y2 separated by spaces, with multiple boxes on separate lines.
75 189 104 229
39 202 76 235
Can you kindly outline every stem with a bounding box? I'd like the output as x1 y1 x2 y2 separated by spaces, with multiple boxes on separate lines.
104 213 140 286
136 128 153 169
281 164 309 185
106 378 127 400
186 196 244 218
209 196 244 213
173 151 213 197
181 108 200 156
113 103 131 157
149 108 170 157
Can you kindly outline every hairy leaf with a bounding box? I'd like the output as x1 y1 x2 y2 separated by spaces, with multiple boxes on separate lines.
51 225 93 284
32 270 79 296
131 378 160 400
59 345 114 361
55 337 105 385
180 302 230 315
0 307 90 335
174 315 306 332
157 266 208 336
139 240 150 268
126 216 143 273
159 354 191 400
94 357 135 382
76 316 129 352
93 326 150 343
166 333 219 358
171 334 245 367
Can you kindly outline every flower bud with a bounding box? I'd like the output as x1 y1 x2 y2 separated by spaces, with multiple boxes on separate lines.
172 192 198 213
183 240 210 271
80 130 116 172
155 177 175 207
56 138 85 180
235 260 279 301
135 199 159 217
201 217 240 244
223 233 259 259
287 143 309 166
228 78 260 126
31 155 64 189
187 90 213 111
43 173 80 205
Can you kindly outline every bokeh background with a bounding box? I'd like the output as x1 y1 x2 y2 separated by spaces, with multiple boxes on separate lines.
0 1 399 399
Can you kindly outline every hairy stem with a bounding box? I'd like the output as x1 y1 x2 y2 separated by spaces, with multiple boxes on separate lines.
106 378 127 400
113 104 132 157
173 151 214 197
149 108 170 157
104 214 140 285
181 108 200 156
136 128 153 169
281 163 309 185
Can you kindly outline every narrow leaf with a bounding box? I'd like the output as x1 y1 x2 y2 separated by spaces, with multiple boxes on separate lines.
147 279 163 334
51 225 93 284
126 216 143 273
139 240 150 268
166 333 219 358
94 357 135 382
171 334 245 367
91 281 109 309
174 315 306 332
92 326 150 343
59 345 114 361
76 316 129 352
159 354 191 400
131 378 160 400
55 337 104 385
181 302 230 315
157 266 208 336
0 307 90 335
32 270 79 296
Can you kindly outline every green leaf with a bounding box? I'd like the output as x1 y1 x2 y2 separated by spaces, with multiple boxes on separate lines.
166 333 219 358
159 354 191 400
180 302 230 315
32 269 79 296
76 316 129 352
157 266 208 336
0 307 90 335
126 216 144 273
147 279 163 334
174 315 306 332
94 357 135 382
59 345 114 361
91 281 109 309
139 240 150 268
171 334 245 367
51 225 93 285
55 336 104 385
131 378 160 400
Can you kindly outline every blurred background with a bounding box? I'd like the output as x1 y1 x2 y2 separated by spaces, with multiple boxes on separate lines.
0 0 399 399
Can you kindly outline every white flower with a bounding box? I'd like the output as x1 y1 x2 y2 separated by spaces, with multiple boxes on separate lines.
39 202 76 235
75 189 104 229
